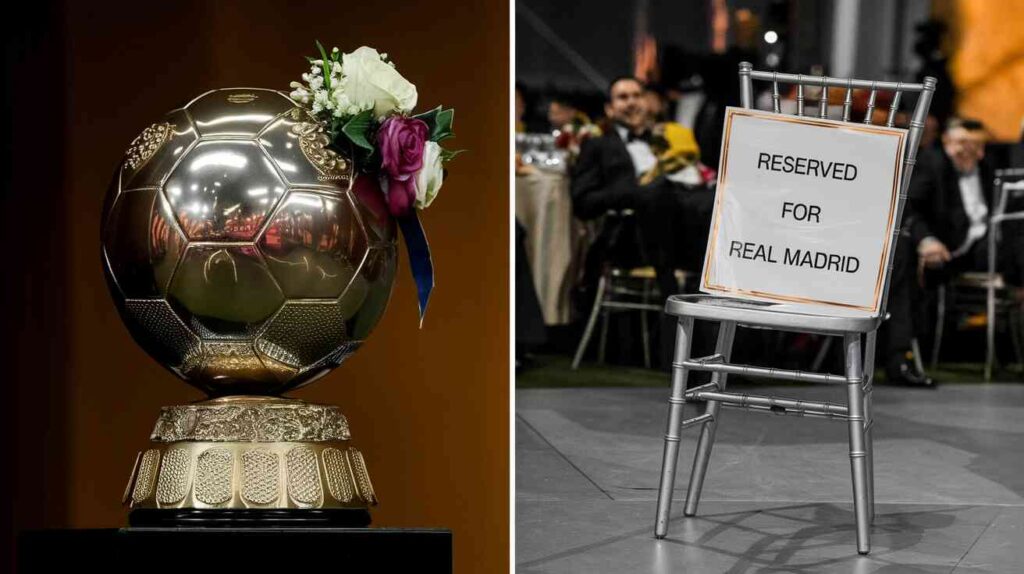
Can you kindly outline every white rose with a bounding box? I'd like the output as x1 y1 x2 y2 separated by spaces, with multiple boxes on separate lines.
342 46 417 119
414 142 444 209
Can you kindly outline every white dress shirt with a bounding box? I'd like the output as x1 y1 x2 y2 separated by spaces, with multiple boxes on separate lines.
616 125 657 177
952 169 988 257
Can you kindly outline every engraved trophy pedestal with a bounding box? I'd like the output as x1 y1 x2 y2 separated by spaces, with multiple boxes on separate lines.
124 396 377 528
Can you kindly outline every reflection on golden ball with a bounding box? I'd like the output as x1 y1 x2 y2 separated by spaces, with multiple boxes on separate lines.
102 88 397 396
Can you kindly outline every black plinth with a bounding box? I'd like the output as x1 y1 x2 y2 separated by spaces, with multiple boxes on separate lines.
18 527 452 573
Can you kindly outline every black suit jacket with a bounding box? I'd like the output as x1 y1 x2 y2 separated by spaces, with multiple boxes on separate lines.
905 147 994 249
1010 143 1024 169
570 131 639 220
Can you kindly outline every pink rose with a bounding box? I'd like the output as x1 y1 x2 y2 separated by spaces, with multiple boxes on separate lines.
378 116 428 216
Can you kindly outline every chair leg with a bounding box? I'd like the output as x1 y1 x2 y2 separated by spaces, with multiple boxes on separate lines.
844 333 871 555
571 274 607 370
654 317 695 539
641 311 652 369
1010 308 1024 372
910 337 926 378
641 279 652 369
683 321 737 517
863 330 877 525
931 284 946 370
986 276 996 381
598 308 610 364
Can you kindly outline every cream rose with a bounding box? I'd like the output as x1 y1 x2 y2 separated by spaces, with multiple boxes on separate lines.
342 46 418 119
414 142 444 209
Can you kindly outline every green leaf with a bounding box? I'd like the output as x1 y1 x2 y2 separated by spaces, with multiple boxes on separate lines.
341 110 375 151
413 106 456 141
413 105 442 120
413 106 441 132
440 148 465 162
433 108 454 141
315 40 332 90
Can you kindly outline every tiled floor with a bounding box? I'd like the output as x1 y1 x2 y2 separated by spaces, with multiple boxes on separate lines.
517 384 1024 573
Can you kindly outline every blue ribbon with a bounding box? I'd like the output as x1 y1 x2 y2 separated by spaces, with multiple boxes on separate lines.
397 212 434 327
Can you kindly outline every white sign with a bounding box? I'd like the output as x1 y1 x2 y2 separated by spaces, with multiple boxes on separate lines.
700 107 907 312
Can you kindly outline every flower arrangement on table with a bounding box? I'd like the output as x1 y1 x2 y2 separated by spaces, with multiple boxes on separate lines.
553 116 601 159
288 43 461 323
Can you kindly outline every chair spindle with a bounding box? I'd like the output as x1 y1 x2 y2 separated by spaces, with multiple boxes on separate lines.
864 84 877 125
818 77 829 119
842 80 853 122
887 83 903 127
796 77 805 117
771 72 781 113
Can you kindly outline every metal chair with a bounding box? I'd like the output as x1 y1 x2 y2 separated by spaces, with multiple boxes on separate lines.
985 170 1024 378
653 62 935 555
930 273 1022 377
571 265 661 369
572 210 673 370
929 170 1024 380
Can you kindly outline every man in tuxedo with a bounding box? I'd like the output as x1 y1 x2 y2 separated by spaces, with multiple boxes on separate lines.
571 76 655 220
908 117 1024 287
571 76 714 367
908 118 995 278
571 76 713 269
888 117 1023 384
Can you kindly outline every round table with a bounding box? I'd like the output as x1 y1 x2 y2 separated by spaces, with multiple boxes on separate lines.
515 169 586 326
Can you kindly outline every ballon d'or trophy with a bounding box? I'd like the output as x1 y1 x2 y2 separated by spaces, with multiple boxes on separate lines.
103 88 398 526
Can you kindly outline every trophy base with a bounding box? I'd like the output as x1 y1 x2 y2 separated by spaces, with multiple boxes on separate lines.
129 507 371 528
124 396 377 516
21 528 453 573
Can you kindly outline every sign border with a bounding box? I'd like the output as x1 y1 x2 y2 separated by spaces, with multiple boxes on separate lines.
701 107 908 313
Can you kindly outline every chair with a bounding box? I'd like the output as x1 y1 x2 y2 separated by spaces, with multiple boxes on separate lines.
929 170 1024 379
985 170 1024 378
572 210 675 370
653 62 935 555
571 265 661 369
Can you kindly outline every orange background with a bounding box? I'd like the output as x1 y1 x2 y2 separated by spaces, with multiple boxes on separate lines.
2 0 509 570
947 0 1024 142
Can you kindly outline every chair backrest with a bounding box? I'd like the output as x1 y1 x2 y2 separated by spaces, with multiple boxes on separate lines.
991 169 1024 260
600 209 651 270
993 168 1024 220
735 62 935 317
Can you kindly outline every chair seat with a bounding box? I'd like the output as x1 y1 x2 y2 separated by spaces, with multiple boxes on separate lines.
952 272 1005 290
610 266 658 279
664 294 883 334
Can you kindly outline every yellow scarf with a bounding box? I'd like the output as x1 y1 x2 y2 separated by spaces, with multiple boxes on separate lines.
639 122 700 185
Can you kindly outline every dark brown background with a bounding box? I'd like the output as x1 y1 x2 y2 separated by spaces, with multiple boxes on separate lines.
1 1 509 570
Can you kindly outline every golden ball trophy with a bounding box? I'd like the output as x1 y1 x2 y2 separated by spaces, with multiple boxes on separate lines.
103 87 397 526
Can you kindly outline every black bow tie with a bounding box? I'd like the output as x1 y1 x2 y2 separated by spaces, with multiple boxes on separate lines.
627 130 652 144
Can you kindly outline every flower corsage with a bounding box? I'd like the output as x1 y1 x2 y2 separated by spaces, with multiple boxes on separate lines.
289 42 461 324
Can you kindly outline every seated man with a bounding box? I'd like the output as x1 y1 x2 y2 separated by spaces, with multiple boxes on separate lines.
908 118 995 281
571 76 714 272
890 117 1024 383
